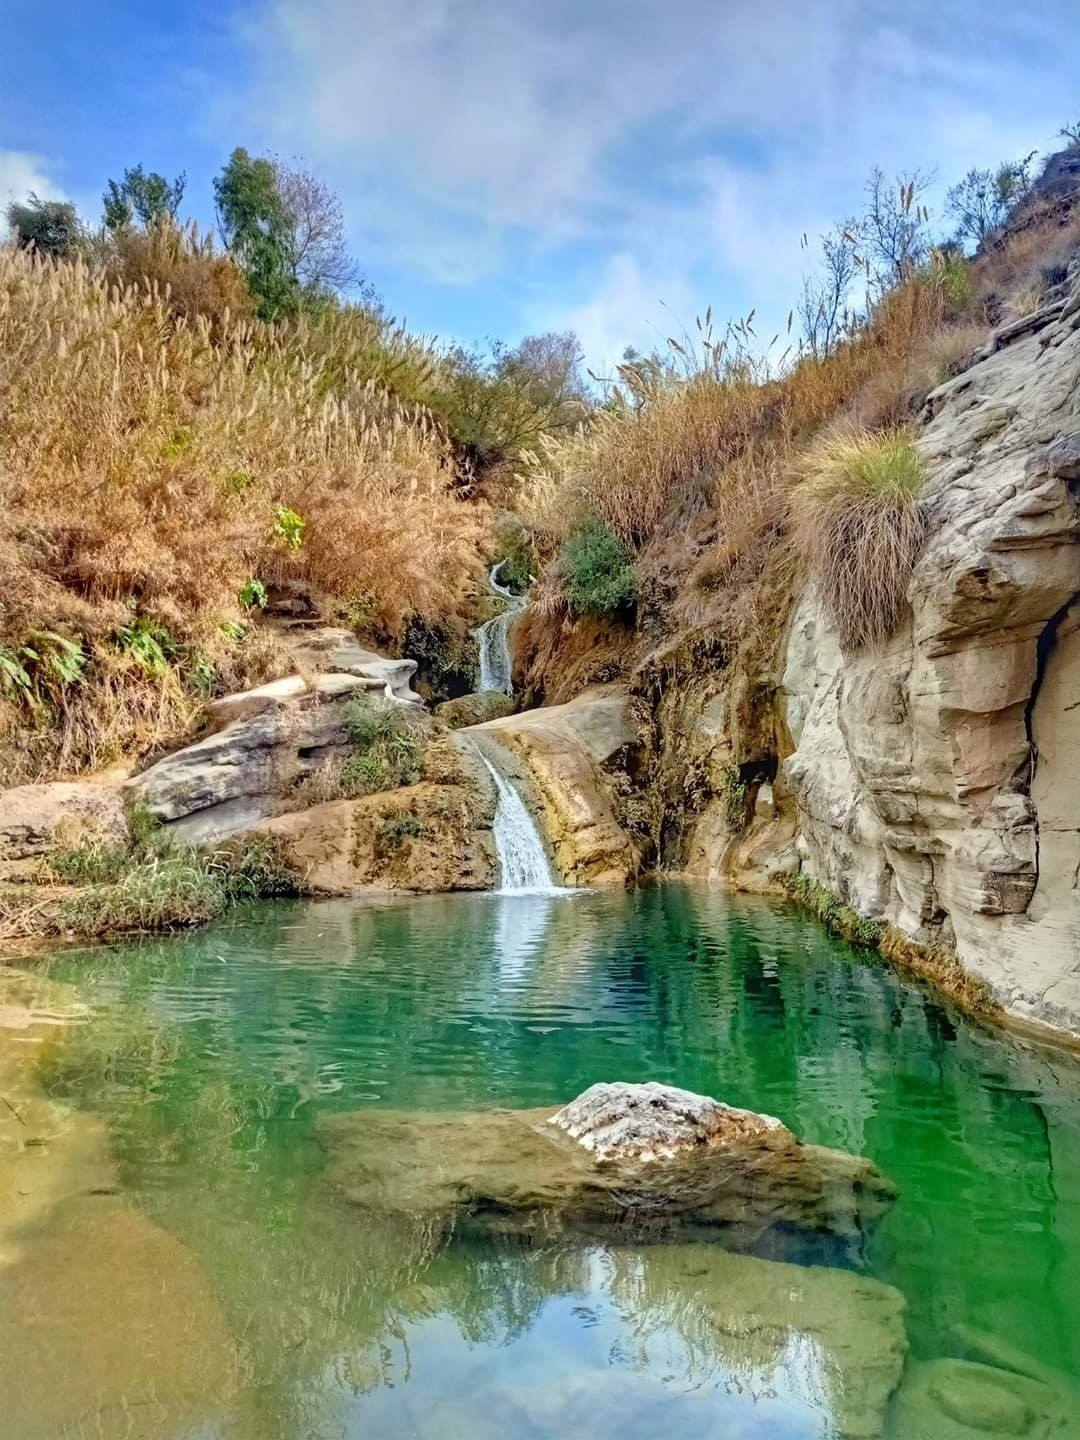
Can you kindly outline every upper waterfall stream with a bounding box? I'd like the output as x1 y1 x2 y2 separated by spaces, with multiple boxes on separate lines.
473 561 525 695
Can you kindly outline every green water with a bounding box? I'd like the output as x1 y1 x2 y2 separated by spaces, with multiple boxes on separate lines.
7 885 1080 1437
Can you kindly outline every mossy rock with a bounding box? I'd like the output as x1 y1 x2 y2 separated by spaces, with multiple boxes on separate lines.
435 691 515 729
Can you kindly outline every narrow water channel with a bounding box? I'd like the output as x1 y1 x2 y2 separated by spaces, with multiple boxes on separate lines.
3 885 1080 1438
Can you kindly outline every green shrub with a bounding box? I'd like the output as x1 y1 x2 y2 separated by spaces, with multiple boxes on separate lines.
495 520 537 593
791 427 924 650
718 767 748 827
374 812 424 858
238 578 267 610
273 506 305 550
114 616 178 674
934 249 972 313
560 518 636 617
6 195 83 258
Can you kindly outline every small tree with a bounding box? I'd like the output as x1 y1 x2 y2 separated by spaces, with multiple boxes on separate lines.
945 153 1035 249
103 164 186 231
858 167 933 290
273 159 362 294
6 193 82 258
213 148 297 319
1060 119 1080 150
799 222 859 358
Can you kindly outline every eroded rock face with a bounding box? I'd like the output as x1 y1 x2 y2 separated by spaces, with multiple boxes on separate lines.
465 686 643 885
254 782 496 893
275 623 423 704
768 282 1080 1037
435 690 515 728
0 781 128 862
319 1081 894 1256
125 673 383 843
549 1080 785 1161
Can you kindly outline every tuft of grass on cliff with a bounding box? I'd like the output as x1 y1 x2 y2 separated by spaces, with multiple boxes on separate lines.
791 426 925 650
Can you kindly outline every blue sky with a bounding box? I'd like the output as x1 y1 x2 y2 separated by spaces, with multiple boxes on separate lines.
3 1 1078 369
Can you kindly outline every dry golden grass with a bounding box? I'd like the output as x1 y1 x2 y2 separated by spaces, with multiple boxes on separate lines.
0 247 489 780
791 427 924 650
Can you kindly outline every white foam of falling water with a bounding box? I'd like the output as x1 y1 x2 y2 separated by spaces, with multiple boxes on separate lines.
473 562 525 695
475 750 561 893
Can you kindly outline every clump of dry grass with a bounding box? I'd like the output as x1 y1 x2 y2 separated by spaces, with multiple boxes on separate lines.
790 426 925 650
0 247 489 780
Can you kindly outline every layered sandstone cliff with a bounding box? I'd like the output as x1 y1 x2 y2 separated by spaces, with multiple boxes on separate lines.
756 281 1080 1035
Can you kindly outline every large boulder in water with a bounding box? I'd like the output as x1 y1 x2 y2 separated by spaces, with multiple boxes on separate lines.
319 1081 895 1257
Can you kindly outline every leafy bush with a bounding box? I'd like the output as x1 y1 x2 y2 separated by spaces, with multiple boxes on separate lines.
114 616 178 674
273 507 306 551
6 194 82 258
791 427 924 650
560 519 636 617
374 812 424 858
238 578 267 610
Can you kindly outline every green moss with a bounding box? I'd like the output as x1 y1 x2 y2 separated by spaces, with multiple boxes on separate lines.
783 871 883 947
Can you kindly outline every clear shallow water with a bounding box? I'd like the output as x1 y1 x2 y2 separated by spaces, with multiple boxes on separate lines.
6 885 1080 1438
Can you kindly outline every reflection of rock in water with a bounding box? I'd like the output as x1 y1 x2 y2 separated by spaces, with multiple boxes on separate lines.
0 1196 239 1440
318 1097 895 1262
371 1234 906 1440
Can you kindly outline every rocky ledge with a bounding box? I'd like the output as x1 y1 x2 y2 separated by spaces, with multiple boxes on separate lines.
319 1080 895 1258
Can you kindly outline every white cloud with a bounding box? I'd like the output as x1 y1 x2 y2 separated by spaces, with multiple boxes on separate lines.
0 150 67 224
221 0 1080 359
558 253 698 378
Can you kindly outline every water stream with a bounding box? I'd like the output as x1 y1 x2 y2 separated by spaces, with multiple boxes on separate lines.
473 561 525 694
474 748 560 892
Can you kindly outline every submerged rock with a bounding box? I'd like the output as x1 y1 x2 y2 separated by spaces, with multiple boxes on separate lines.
892 1357 1077 1438
319 1081 895 1254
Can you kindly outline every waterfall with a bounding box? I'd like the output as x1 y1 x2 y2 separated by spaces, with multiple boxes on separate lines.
473 562 525 695
474 750 560 893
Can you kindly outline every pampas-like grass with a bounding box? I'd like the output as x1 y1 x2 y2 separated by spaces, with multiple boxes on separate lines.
791 427 925 649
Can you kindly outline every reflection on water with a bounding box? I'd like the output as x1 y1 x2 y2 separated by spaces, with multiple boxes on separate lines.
4 886 1080 1438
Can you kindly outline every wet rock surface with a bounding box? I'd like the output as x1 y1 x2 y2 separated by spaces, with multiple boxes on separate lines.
319 1082 895 1255
464 686 643 885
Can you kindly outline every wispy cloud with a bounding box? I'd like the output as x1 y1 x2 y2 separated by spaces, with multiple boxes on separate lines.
211 0 1080 357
